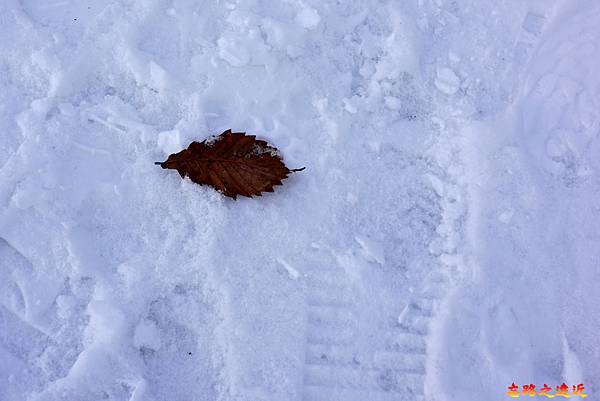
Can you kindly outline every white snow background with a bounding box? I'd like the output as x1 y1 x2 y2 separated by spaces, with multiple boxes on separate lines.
1 0 599 400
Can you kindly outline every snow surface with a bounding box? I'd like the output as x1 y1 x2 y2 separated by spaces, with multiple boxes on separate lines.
1 0 599 401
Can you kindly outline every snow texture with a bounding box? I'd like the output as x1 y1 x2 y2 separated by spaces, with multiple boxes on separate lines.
0 0 599 401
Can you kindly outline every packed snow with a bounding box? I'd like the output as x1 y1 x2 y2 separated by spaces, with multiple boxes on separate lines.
1 0 599 401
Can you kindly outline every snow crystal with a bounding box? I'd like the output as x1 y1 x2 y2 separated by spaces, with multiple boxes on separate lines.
157 130 183 155
384 95 402 110
354 236 385 266
134 319 162 351
217 37 251 67
435 67 461 95
295 8 321 30
277 258 300 280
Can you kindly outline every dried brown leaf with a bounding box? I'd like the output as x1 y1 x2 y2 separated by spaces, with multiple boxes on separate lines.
155 129 304 199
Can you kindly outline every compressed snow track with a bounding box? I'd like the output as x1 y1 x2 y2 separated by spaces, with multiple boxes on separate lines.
433 1 600 400
300 247 452 401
